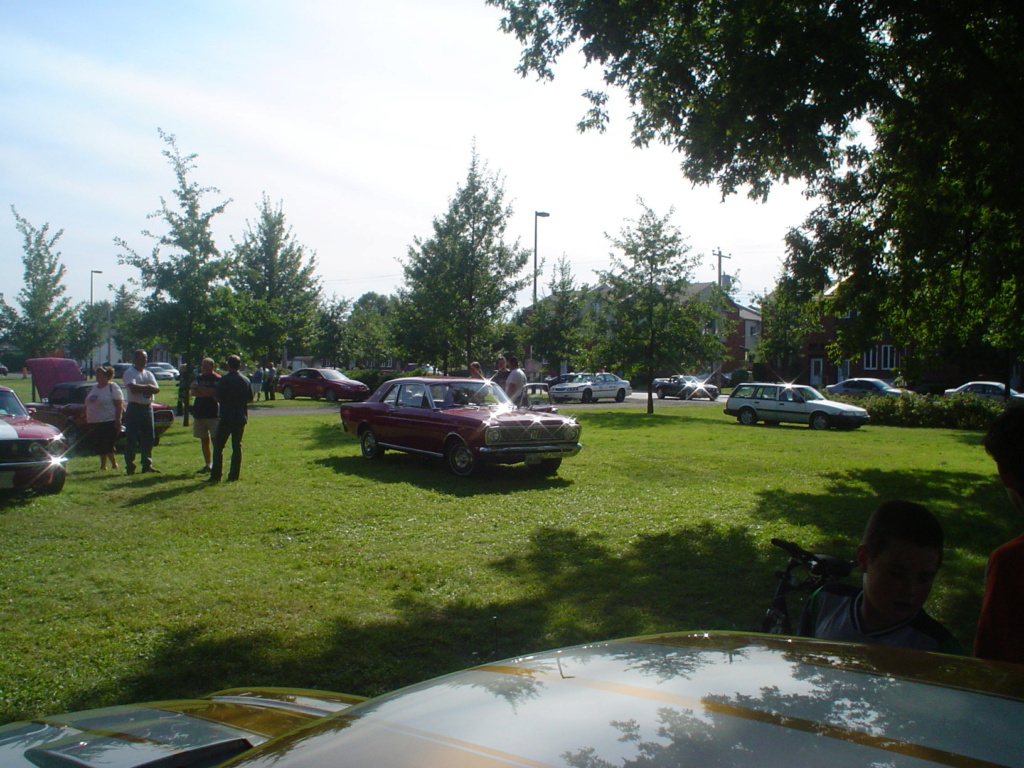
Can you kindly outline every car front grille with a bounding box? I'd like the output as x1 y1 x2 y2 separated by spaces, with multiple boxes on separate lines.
487 422 580 445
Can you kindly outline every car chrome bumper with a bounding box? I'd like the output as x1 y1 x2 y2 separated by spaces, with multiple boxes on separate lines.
478 443 582 460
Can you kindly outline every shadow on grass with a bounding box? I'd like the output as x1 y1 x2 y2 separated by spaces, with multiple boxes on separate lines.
40 465 1012 720
309 422 575 495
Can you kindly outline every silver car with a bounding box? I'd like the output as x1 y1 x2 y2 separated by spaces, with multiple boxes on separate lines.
944 381 1022 400
550 372 632 403
725 382 869 430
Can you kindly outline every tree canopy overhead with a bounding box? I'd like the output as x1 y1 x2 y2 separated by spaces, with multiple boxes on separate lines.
489 0 1024 366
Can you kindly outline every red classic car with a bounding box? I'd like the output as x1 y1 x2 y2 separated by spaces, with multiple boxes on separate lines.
339 377 582 476
28 380 175 452
278 368 370 402
0 385 68 494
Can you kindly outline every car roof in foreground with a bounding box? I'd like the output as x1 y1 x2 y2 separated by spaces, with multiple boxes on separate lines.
231 632 1024 768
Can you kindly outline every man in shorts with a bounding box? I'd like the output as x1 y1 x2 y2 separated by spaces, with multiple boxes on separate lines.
190 357 220 474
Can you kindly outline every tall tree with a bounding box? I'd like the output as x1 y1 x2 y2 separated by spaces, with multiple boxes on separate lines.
755 278 821 380
66 301 111 367
108 285 148 361
528 257 588 374
310 294 352 368
489 0 1024 370
398 147 529 371
347 292 397 369
116 130 235 371
0 208 78 359
594 201 722 414
231 195 321 364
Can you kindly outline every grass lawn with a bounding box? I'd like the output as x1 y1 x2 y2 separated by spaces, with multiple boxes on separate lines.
0 376 1015 723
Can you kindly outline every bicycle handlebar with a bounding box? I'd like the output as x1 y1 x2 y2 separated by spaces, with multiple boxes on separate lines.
770 538 854 578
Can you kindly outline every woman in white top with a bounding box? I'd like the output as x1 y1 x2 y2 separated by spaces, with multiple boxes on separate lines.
85 365 125 470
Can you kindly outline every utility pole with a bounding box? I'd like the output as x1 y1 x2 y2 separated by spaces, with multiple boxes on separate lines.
713 249 731 387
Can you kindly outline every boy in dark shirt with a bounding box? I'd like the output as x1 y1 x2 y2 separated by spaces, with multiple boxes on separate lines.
800 500 961 654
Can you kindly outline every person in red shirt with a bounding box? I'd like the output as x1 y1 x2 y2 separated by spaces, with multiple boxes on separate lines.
975 403 1024 664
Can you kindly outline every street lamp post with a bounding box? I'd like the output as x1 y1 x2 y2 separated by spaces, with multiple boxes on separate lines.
89 270 103 374
533 211 549 307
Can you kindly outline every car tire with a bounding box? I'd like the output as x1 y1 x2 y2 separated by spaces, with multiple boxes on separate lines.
738 407 758 426
64 422 84 453
615 389 626 402
360 428 383 459
582 389 593 403
282 386 294 400
445 440 476 477
810 412 830 431
38 466 66 495
326 389 338 402
529 458 562 475
656 388 666 400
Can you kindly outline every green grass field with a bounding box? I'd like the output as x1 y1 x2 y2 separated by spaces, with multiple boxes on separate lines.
0 374 1015 723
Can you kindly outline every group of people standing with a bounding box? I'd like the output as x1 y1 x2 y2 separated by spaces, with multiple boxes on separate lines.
83 349 252 483
469 355 527 406
249 364 278 402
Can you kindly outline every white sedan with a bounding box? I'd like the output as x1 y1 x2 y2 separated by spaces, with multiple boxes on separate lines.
550 372 632 403
944 381 1022 400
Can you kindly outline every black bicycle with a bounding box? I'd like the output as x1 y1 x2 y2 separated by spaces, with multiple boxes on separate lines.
762 538 855 634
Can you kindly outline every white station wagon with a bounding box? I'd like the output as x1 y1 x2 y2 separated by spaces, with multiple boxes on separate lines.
725 382 870 430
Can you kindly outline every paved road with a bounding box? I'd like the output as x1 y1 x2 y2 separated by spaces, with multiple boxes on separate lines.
247 392 722 416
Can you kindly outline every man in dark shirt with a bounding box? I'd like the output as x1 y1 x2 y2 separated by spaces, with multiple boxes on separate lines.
207 354 252 484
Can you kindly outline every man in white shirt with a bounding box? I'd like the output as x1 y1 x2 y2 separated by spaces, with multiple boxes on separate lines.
505 354 527 407
122 349 161 475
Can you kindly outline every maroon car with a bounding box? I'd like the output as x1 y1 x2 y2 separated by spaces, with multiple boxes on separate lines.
29 380 175 452
278 368 370 402
339 377 582 476
0 385 68 494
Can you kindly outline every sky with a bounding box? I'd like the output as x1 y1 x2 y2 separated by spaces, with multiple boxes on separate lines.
1 0 814 314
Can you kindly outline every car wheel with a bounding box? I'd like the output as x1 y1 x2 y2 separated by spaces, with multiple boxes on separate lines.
282 386 294 400
360 428 383 459
326 389 338 402
64 422 84 453
656 388 666 400
38 466 66 495
445 440 476 477
615 389 626 402
529 458 562 475
738 407 758 426
581 389 593 403
810 412 830 431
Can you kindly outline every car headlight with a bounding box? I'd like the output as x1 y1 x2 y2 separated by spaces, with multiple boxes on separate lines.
485 427 503 445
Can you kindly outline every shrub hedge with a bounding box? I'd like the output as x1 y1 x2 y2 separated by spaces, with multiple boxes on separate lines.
831 393 1007 430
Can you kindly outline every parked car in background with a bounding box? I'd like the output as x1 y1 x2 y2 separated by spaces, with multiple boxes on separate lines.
550 372 632 403
826 377 906 397
151 361 180 379
29 380 175 451
725 382 870 430
3 631 1022 768
111 362 132 379
652 374 720 400
944 381 1023 401
543 372 575 388
0 385 67 494
145 363 177 381
340 377 582 476
278 368 371 402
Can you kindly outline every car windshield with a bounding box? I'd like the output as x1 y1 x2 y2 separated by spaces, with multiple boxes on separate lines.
0 390 29 417
564 373 594 383
794 386 826 401
319 369 350 381
443 381 512 408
